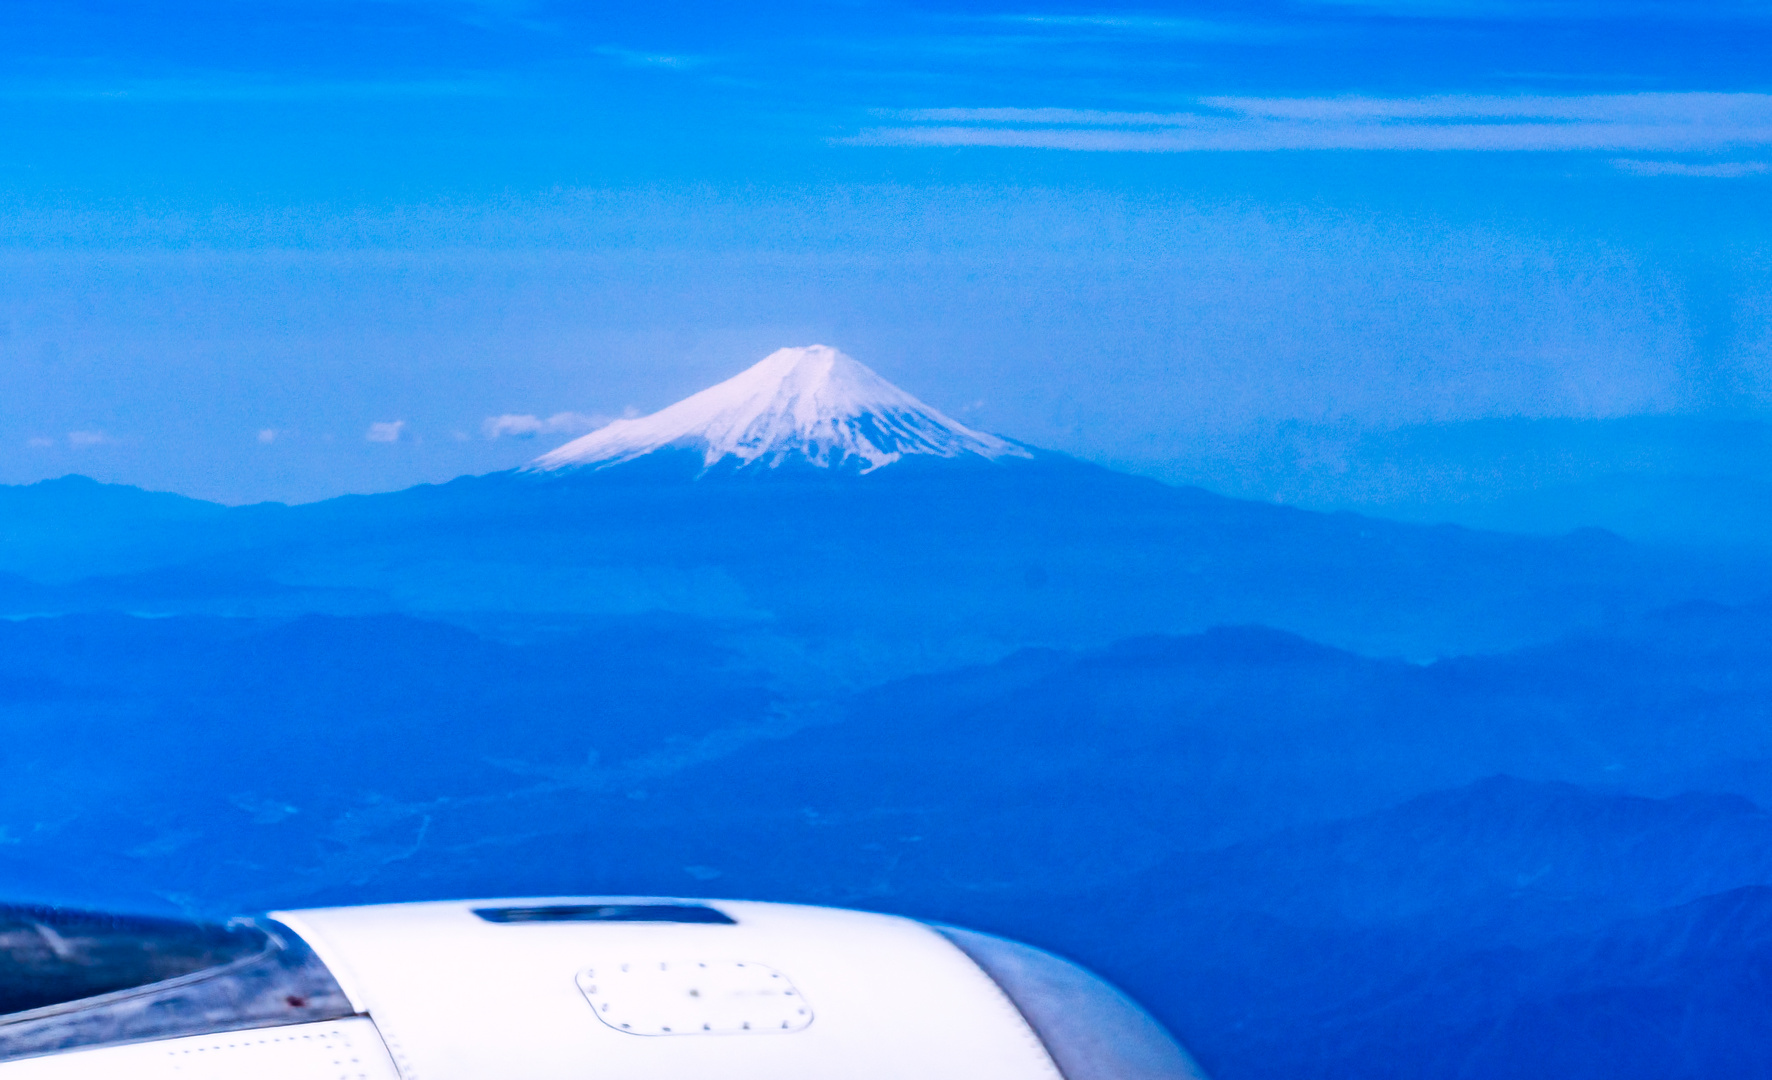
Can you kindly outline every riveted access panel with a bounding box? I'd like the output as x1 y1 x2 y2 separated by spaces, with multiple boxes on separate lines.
576 961 812 1036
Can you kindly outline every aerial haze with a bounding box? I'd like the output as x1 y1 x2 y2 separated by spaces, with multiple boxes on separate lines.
2 1 1769 538
5 4 1772 1079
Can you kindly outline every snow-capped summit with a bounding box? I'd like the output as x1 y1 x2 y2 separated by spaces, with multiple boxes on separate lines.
530 345 1029 474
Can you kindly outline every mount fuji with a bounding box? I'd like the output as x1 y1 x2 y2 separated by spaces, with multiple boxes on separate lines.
530 345 1028 474
0 345 1766 672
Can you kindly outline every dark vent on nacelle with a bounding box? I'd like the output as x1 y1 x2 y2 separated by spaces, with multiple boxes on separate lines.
472 904 735 925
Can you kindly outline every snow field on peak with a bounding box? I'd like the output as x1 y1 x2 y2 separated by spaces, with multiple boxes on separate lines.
530 345 1028 473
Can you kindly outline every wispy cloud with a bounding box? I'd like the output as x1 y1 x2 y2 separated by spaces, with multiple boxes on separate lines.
22 431 116 449
1300 0 1772 17
0 77 513 104
366 420 406 443
850 93 1772 152
1612 158 1771 177
982 13 1287 41
483 412 602 439
591 45 706 70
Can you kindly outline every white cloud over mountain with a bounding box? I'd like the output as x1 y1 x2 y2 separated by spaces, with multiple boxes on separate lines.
482 412 602 440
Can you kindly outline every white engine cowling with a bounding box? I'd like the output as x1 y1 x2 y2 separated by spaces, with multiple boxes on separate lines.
0 897 1205 1080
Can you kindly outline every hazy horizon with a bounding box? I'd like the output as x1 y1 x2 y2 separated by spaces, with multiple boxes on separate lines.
7 8 1772 1075
4 1 1770 519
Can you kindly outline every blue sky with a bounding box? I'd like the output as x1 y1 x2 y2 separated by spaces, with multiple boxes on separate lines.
1 1 1769 504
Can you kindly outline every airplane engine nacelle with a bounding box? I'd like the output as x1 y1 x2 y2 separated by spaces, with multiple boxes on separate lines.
0 897 1206 1079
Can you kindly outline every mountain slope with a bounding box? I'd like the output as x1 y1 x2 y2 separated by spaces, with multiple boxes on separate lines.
0 475 239 582
1046 781 1772 1080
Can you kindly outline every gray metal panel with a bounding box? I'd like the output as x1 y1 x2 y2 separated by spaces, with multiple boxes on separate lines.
0 921 354 1063
933 926 1208 1080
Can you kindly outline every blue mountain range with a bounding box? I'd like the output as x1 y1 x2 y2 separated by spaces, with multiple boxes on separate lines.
3 348 1771 1077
